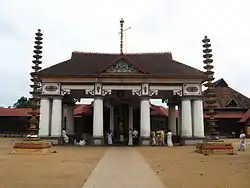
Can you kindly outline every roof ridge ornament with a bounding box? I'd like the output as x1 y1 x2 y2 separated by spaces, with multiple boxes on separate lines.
119 18 131 54
120 18 124 54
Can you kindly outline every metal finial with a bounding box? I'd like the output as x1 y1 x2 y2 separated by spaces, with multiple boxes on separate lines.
120 18 124 54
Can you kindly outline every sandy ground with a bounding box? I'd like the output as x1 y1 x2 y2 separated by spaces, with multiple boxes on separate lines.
138 139 250 188
0 141 106 188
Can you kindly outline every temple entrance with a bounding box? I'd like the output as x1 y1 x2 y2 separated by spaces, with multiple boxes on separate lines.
113 103 129 145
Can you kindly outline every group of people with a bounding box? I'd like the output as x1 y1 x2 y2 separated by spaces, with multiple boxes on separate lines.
106 128 139 146
62 129 86 145
151 129 173 146
63 128 247 149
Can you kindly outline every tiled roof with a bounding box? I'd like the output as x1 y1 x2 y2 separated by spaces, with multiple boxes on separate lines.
0 108 37 117
203 78 250 109
0 105 245 119
38 52 206 78
239 108 250 123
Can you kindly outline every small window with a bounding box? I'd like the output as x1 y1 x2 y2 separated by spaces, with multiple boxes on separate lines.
226 98 239 107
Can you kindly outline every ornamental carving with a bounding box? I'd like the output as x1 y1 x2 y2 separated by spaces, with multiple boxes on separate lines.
94 83 102 95
173 89 182 97
85 83 112 96
61 89 71 96
41 83 61 95
186 86 199 93
132 84 158 97
45 85 57 92
142 83 149 95
183 84 202 96
105 59 139 73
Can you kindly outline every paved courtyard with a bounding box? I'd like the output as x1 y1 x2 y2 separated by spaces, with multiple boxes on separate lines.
0 139 249 188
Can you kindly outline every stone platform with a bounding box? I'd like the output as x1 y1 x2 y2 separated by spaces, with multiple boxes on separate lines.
11 139 52 155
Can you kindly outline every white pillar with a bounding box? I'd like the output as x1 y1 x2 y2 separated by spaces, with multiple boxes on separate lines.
178 105 182 136
181 98 192 137
168 104 177 135
109 106 114 134
192 99 205 137
39 97 51 137
140 98 151 145
93 97 104 144
51 98 63 137
66 105 74 135
129 106 133 130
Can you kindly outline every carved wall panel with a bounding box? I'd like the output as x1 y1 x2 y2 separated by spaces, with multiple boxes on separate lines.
41 83 61 95
183 84 202 96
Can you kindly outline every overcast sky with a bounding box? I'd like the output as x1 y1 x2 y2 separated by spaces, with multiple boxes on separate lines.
0 0 249 107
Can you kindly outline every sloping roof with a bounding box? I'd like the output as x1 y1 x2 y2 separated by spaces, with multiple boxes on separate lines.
239 108 250 123
203 78 250 109
213 78 228 87
0 105 90 117
0 108 37 117
0 105 245 119
38 52 205 78
151 104 169 116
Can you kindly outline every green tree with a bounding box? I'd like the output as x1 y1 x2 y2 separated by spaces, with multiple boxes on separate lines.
13 96 33 108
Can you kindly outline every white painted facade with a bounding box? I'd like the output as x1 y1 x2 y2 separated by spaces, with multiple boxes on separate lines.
38 82 205 145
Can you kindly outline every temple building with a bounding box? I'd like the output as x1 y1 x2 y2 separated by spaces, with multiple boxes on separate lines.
36 19 206 145
203 78 250 137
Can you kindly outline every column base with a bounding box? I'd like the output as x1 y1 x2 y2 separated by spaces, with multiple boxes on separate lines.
180 137 205 146
140 136 151 145
92 136 104 145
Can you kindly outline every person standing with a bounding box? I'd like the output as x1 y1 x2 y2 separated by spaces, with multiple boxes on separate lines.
132 129 138 146
151 131 156 146
62 128 69 144
128 128 133 146
167 129 173 147
107 130 113 145
238 131 246 151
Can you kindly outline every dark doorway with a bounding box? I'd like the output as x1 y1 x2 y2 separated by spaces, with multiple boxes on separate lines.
113 103 129 144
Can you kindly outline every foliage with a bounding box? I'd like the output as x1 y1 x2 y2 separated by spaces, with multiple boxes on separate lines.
13 96 33 108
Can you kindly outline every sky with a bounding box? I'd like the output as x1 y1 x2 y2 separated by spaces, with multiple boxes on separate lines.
0 0 250 107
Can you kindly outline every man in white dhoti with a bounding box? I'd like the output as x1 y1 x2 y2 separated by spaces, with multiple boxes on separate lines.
132 129 138 146
238 131 246 151
62 128 69 144
167 129 173 147
107 130 113 145
128 128 133 146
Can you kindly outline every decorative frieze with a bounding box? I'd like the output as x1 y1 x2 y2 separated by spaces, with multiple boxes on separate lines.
141 83 149 96
85 83 112 96
132 83 158 96
149 89 158 96
132 89 141 96
105 59 139 73
41 83 61 95
183 84 202 96
61 89 71 96
173 89 182 97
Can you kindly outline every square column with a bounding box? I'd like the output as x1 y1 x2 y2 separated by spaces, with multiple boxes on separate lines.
39 97 51 137
168 104 177 135
177 104 182 136
109 106 114 134
66 105 75 136
192 98 205 137
51 97 63 139
140 98 151 145
129 106 133 130
181 98 192 137
93 97 104 145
